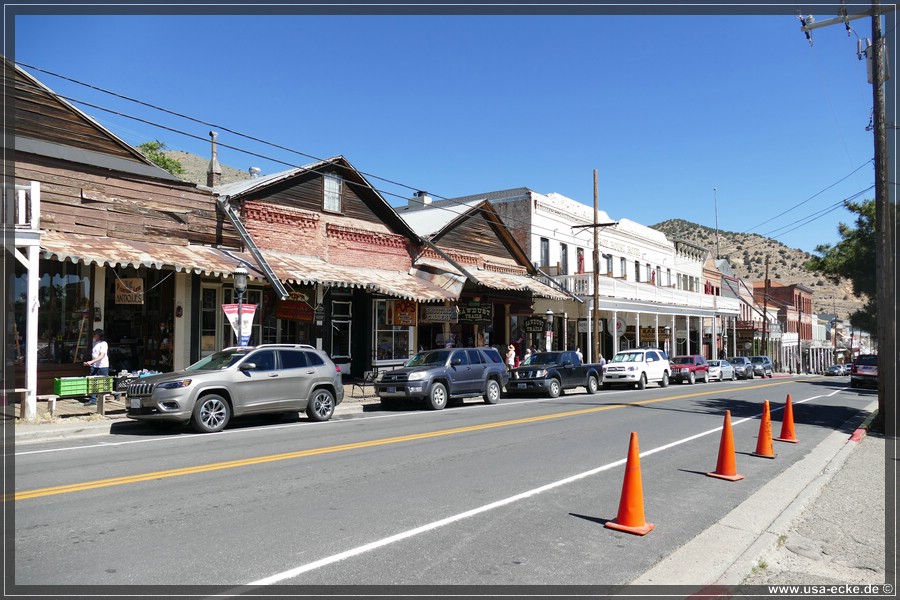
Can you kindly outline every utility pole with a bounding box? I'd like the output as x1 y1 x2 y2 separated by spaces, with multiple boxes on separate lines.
593 170 600 364
714 187 720 259
800 3 894 426
762 255 769 359
571 170 618 363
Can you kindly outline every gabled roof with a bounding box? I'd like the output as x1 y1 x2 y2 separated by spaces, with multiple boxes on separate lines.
10 60 182 182
400 198 533 272
212 154 422 241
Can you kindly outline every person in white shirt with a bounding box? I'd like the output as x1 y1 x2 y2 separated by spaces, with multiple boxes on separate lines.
83 328 109 405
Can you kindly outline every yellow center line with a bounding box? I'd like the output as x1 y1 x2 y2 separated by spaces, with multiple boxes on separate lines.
10 379 794 501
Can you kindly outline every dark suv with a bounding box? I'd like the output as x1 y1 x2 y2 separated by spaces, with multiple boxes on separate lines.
750 355 774 378
374 347 509 410
669 355 710 384
850 354 878 389
125 344 344 433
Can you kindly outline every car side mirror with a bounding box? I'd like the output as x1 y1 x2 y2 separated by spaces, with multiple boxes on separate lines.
239 362 257 371
451 357 463 366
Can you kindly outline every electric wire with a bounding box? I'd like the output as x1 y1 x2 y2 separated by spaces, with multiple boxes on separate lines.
11 62 873 304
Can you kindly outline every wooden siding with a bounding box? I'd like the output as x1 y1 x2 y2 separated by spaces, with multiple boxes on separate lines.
433 213 513 261
8 64 150 164
241 170 386 226
12 155 240 248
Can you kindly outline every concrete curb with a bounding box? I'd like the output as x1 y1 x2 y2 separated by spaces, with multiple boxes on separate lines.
631 399 879 587
10 398 381 446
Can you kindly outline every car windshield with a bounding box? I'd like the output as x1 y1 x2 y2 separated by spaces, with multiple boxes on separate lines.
185 349 251 371
671 357 694 365
611 352 644 363
405 350 451 367
527 353 563 365
709 361 721 367
751 357 766 364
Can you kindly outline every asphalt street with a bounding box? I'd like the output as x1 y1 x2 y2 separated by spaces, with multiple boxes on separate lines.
7 378 896 592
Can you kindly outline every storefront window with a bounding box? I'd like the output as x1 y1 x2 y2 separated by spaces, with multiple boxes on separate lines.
374 299 413 361
14 260 92 365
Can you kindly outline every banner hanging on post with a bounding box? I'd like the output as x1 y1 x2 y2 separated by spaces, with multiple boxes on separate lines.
223 304 257 346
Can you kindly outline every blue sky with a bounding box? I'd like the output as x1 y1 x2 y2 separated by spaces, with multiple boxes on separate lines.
11 8 884 253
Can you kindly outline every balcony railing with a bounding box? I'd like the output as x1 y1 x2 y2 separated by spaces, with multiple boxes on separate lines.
541 271 741 313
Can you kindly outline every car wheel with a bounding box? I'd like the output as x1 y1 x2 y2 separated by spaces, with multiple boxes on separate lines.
748 371 754 380
483 379 501 404
730 371 736 381
306 389 335 422
586 375 599 394
637 373 647 390
688 372 695 385
659 372 669 388
427 382 448 410
767 370 773 378
548 379 561 398
702 371 709 383
191 394 231 433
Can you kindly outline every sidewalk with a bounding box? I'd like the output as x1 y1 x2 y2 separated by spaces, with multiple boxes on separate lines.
633 398 887 589
6 383 382 445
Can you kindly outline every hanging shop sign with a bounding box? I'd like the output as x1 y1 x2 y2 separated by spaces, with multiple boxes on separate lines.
115 278 144 305
458 301 493 323
524 317 547 333
275 291 314 322
392 300 418 326
421 305 458 324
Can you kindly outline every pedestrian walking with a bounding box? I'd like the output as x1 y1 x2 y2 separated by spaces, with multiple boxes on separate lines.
506 344 516 370
83 328 109 405
575 347 583 362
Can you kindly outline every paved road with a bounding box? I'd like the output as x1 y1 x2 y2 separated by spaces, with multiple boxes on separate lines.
8 376 887 594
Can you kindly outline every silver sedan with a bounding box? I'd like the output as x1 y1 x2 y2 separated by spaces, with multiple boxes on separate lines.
708 359 736 382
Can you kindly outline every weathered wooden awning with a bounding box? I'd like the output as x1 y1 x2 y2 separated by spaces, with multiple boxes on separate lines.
40 231 259 279
263 250 459 303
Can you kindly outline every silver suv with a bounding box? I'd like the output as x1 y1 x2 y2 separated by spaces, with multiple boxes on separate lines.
125 344 344 433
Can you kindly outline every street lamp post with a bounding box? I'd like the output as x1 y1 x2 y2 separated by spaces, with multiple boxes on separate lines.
545 308 554 352
233 265 248 346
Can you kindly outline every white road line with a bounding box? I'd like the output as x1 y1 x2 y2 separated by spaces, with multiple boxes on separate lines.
239 390 839 588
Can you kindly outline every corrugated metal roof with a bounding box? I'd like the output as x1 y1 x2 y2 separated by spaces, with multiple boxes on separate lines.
263 251 459 303
398 198 484 237
414 258 571 301
40 231 260 279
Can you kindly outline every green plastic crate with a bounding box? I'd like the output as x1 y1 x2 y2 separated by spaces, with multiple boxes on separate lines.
86 376 113 393
54 377 87 397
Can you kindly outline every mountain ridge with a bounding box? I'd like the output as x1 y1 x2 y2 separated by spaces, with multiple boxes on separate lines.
650 219 863 317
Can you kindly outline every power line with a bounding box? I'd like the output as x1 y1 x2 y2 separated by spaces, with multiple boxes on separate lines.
13 62 874 283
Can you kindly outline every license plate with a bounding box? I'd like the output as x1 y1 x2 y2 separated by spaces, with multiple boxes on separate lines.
130 398 141 409
517 383 527 389
386 387 396 394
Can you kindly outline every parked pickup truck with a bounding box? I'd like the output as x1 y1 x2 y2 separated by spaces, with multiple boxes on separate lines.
506 350 603 398
374 347 509 410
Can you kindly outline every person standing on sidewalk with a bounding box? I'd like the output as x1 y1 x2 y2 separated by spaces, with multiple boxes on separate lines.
83 328 109 405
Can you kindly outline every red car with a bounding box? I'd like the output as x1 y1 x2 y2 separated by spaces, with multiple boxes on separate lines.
850 354 878 389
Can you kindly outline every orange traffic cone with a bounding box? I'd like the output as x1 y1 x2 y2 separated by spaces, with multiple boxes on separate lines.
751 400 776 458
605 432 655 535
707 410 745 481
775 393 799 443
